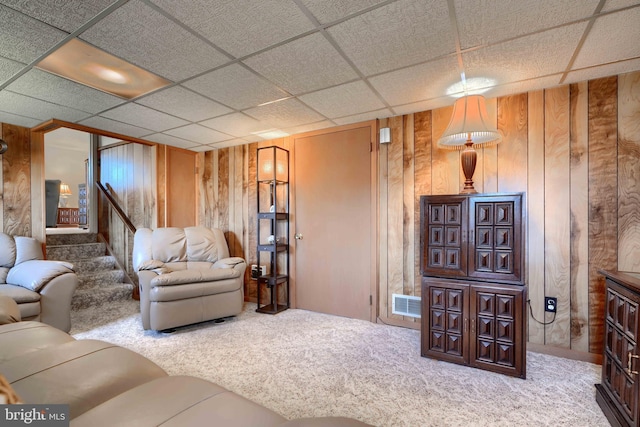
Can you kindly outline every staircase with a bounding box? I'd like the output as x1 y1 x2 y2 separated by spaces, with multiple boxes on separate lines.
46 233 135 311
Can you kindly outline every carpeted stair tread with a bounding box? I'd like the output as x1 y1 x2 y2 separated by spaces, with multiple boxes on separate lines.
47 242 106 260
46 233 97 246
77 270 125 289
71 283 134 311
70 256 116 273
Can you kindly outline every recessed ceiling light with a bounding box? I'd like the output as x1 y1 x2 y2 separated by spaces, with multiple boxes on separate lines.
253 129 289 139
36 38 171 99
446 77 496 98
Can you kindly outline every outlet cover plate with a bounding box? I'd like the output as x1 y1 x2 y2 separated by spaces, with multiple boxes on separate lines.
545 297 557 313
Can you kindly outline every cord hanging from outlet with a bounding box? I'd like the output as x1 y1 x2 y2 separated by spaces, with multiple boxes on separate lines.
527 299 557 325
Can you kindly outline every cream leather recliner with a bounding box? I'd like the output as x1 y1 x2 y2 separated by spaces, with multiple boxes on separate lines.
0 233 77 332
133 226 246 331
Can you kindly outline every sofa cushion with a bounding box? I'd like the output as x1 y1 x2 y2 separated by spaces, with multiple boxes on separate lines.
0 233 16 268
14 236 44 265
0 284 40 303
184 226 218 262
150 268 240 287
0 321 74 364
0 267 8 284
152 227 187 262
150 279 241 302
7 260 74 292
1 339 168 419
0 295 20 325
71 376 286 427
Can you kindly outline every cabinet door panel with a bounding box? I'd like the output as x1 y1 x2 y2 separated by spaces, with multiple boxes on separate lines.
468 195 523 284
420 197 468 278
470 284 525 378
421 279 469 365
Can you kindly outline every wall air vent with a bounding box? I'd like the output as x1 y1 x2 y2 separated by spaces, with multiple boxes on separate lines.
392 294 421 318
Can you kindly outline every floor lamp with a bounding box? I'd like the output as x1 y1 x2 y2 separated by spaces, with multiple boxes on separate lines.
437 95 501 194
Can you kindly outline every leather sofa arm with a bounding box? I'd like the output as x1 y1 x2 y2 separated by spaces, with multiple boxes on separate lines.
6 260 74 292
38 272 78 333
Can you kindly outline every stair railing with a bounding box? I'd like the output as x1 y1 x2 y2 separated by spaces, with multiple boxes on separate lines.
96 181 139 299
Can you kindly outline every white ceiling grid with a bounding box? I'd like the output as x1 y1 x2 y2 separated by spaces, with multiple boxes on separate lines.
0 0 638 151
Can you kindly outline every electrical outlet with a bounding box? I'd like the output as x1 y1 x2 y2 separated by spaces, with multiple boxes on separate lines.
545 297 557 313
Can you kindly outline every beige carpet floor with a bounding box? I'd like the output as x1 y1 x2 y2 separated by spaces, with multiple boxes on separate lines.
71 301 609 427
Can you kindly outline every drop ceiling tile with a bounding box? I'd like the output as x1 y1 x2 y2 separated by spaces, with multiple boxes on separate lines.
80 0 229 82
183 64 289 110
392 98 452 116
573 8 640 69
333 108 393 126
136 86 232 122
298 80 385 119
244 98 326 128
144 133 200 149
0 110 40 128
1 0 117 33
602 0 640 12
188 144 216 152
78 116 151 138
298 0 388 24
327 0 454 76
100 103 188 132
7 69 124 114
369 56 460 106
165 124 231 145
244 33 358 95
0 90 90 122
284 120 335 136
566 57 640 85
463 22 587 87
481 75 564 100
151 0 315 58
0 57 25 84
200 113 268 138
455 0 599 50
0 4 67 63
208 138 251 149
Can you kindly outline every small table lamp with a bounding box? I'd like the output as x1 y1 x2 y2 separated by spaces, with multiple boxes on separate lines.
59 183 72 207
438 95 501 193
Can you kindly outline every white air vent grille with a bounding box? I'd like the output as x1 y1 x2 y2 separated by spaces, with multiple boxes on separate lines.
392 294 421 318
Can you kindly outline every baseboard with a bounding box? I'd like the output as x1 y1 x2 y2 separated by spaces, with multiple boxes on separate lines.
527 342 602 365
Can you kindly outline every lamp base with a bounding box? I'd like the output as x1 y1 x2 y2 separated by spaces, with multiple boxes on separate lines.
460 140 478 194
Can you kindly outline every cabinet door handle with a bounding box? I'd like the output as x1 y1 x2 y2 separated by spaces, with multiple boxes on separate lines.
627 352 639 376
469 229 474 245
470 318 475 334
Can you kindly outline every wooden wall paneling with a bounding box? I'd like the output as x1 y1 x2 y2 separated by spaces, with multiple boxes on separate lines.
30 130 44 243
2 124 31 236
387 115 404 319
232 145 245 258
413 111 432 296
617 71 640 273
588 76 619 355
200 151 214 229
569 82 590 352
543 86 571 347
157 145 166 227
431 106 459 195
403 114 416 322
143 144 155 229
218 148 230 240
497 94 528 193
480 97 499 193
378 118 390 319
526 91 546 344
0 127 3 234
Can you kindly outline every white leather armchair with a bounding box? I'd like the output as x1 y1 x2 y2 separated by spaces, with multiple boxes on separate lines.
133 226 246 331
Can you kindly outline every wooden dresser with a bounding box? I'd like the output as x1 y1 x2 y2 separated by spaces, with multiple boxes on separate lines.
57 207 79 226
597 269 640 427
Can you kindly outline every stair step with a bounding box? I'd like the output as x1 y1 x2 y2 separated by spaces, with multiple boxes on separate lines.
71 284 134 311
46 233 97 246
47 242 106 261
72 256 116 273
77 270 125 288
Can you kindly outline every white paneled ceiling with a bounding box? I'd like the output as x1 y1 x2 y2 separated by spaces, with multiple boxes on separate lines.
0 0 639 152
